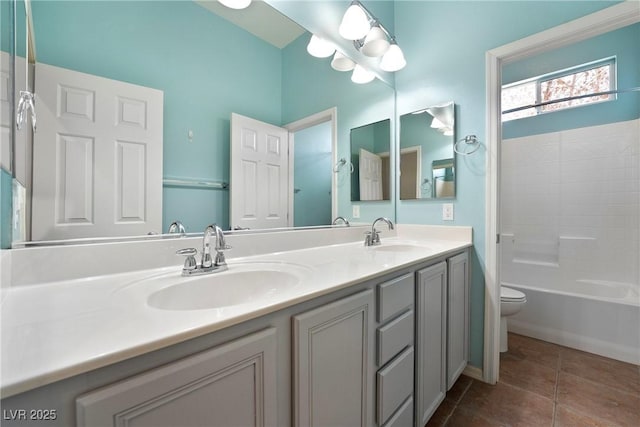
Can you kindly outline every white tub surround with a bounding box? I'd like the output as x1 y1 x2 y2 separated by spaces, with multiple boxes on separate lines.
0 224 471 398
500 118 640 364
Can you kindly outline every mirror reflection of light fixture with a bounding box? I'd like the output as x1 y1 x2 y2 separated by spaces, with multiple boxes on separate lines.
361 24 390 57
380 40 406 72
430 117 446 129
218 0 252 10
307 34 335 58
427 102 455 136
331 51 356 72
339 1 371 40
351 64 375 84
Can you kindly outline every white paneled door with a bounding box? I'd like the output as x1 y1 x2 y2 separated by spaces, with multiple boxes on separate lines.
32 63 163 240
230 113 289 230
359 148 383 201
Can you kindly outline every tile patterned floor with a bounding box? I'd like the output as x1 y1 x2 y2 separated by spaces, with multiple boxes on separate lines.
426 333 640 427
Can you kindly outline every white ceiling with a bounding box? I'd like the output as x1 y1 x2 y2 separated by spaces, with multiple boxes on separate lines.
195 0 306 49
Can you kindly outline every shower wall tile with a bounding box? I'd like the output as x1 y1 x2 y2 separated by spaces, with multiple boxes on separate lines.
501 118 639 288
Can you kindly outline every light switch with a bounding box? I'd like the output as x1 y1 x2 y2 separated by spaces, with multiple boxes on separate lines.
353 205 360 218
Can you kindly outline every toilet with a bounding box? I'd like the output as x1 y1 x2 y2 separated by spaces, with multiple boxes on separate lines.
500 286 527 352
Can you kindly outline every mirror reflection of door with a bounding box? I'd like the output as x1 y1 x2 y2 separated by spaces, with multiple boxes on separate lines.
359 148 383 201
350 118 391 201
230 113 289 230
292 122 331 227
400 147 421 199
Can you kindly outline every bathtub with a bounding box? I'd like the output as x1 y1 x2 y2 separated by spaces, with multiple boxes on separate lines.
505 280 640 365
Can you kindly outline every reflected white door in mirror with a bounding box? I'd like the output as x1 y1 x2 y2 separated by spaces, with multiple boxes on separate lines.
230 113 289 230
32 63 164 241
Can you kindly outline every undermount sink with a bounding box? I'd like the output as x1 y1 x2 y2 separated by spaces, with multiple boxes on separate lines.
140 264 304 311
373 244 428 253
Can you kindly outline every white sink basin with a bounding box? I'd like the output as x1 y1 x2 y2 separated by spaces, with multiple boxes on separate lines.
148 269 301 311
373 244 428 253
118 262 310 311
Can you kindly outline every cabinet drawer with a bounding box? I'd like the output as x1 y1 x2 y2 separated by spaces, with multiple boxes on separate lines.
377 346 414 425
377 273 414 322
382 396 413 427
377 309 413 366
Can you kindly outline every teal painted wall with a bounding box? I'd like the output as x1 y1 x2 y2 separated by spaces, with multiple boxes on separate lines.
394 0 619 368
31 0 283 233
293 122 332 227
503 23 640 139
282 32 395 222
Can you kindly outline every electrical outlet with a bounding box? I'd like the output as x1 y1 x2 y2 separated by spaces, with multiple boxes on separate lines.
352 205 360 219
442 203 454 221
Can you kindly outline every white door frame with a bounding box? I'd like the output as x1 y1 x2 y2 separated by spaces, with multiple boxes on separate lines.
483 1 639 384
284 107 338 225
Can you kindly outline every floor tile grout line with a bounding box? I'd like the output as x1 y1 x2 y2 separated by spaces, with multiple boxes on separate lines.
558 367 640 398
496 376 557 403
551 346 562 426
440 378 474 426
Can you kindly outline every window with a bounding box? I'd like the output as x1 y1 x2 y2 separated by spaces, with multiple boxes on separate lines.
502 58 615 121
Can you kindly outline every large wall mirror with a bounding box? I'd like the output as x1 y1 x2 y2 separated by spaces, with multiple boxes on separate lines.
399 102 455 199
8 0 396 245
350 119 391 201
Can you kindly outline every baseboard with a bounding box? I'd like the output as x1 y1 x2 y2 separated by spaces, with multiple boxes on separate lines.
462 364 483 382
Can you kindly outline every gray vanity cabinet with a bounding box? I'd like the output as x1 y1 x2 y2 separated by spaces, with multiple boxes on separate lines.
414 261 447 427
447 251 469 389
292 289 375 427
75 328 277 427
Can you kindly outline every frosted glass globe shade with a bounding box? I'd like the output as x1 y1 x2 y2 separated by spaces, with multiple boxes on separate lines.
218 0 252 10
380 43 407 72
331 52 356 71
361 26 390 57
307 35 335 58
339 5 370 40
351 64 375 84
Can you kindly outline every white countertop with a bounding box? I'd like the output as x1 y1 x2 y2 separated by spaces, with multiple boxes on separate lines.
0 225 471 398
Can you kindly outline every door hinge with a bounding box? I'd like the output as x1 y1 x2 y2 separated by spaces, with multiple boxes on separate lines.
496 233 500 244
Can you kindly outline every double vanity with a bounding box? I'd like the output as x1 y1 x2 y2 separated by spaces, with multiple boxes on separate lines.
1 224 471 426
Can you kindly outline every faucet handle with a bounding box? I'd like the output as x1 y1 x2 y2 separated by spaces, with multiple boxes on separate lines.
176 248 198 272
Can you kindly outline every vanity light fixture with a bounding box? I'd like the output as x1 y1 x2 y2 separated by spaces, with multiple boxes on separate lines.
351 64 375 84
307 34 336 58
307 0 406 84
342 1 406 71
218 0 252 9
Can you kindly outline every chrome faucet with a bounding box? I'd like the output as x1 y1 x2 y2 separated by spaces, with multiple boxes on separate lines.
332 216 350 226
365 217 394 246
167 220 186 235
176 224 231 276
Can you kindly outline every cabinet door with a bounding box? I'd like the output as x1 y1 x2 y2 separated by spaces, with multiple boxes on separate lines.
293 289 374 427
76 328 277 427
415 262 447 427
447 251 469 389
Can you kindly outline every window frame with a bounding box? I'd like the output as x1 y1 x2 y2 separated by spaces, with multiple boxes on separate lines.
501 57 617 121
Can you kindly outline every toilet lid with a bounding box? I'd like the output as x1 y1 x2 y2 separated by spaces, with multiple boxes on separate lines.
501 286 526 302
